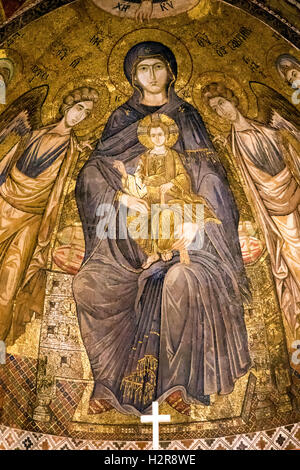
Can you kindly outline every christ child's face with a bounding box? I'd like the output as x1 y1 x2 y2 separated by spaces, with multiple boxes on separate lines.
209 96 238 122
135 58 169 95
286 68 300 87
65 100 94 127
150 126 166 147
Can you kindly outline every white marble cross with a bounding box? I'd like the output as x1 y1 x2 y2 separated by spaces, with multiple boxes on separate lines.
140 401 170 450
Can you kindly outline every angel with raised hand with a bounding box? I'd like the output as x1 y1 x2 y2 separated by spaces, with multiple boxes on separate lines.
202 80 300 335
0 84 99 345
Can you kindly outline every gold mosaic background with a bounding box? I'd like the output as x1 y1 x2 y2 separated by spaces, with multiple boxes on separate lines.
0 0 299 441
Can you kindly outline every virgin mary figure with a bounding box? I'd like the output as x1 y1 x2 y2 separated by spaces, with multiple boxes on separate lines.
73 41 251 415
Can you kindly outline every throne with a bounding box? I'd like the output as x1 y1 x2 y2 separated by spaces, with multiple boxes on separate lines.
16 164 294 435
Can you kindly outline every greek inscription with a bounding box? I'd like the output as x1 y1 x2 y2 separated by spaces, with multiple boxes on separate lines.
160 1 174 12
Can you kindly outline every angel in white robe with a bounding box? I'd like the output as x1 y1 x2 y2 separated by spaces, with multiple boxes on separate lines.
202 80 300 336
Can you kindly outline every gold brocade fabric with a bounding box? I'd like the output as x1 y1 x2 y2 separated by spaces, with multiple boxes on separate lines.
123 148 220 256
0 128 74 342
121 355 158 405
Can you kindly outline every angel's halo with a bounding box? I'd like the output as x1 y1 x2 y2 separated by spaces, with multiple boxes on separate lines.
192 71 249 134
265 42 300 97
0 48 23 84
42 75 111 138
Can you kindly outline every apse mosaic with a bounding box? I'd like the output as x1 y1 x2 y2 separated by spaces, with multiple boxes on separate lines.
0 0 299 451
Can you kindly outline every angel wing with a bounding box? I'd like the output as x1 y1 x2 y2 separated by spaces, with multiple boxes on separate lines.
250 81 300 184
0 85 49 144
249 81 300 132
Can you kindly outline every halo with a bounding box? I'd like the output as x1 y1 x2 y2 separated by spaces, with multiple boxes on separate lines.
91 0 199 19
137 114 179 149
265 42 300 97
0 48 23 84
0 58 14 83
108 28 193 97
43 76 110 137
192 71 249 134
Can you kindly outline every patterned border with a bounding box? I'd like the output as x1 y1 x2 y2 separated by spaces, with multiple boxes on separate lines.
0 422 299 450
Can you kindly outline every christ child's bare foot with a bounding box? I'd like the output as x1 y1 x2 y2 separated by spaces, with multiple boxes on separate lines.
142 253 160 269
161 251 173 262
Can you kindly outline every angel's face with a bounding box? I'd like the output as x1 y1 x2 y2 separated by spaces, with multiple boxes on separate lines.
209 97 238 122
65 100 94 127
286 68 300 87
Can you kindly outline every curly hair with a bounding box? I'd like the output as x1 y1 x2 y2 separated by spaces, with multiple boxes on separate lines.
59 86 99 116
201 82 239 109
147 118 170 139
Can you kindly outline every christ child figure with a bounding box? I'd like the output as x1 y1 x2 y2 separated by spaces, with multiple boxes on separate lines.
114 114 220 269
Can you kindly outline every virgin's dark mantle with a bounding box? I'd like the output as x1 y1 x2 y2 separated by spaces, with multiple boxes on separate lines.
73 42 251 415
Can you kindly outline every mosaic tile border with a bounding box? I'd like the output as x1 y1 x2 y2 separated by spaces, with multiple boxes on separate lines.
0 422 299 450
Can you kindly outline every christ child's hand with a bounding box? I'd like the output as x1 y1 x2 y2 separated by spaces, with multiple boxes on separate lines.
212 134 228 148
160 182 174 195
113 160 127 178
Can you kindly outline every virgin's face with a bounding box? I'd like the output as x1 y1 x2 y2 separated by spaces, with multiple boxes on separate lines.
65 100 93 127
150 126 166 147
286 68 300 87
134 58 169 95
209 96 238 122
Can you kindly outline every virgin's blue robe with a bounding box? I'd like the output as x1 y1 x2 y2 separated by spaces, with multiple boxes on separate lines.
73 42 251 415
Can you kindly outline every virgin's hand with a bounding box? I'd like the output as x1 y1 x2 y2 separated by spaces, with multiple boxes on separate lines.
119 194 149 215
160 182 174 195
172 223 199 251
135 0 153 22
113 160 127 178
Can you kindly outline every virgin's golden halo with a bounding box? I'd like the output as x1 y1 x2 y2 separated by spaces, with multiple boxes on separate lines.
192 71 250 134
137 114 179 149
108 28 193 97
43 76 111 137
265 42 300 97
